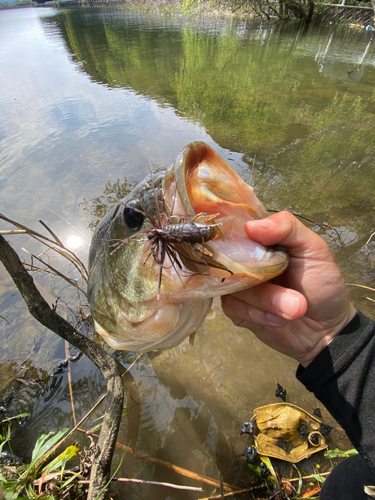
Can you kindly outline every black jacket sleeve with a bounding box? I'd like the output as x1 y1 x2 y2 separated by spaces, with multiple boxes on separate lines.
296 311 375 475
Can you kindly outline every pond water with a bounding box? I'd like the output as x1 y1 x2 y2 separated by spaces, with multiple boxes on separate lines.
1 6 375 497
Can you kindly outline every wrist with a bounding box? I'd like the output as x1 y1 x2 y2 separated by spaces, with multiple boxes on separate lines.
297 303 357 368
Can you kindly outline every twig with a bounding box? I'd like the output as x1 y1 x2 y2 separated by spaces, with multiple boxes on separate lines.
75 428 240 493
44 353 143 459
0 213 73 256
84 353 143 436
0 213 88 283
38 354 142 466
78 478 203 491
250 156 256 186
346 283 375 293
365 232 375 246
198 470 331 499
198 484 265 499
65 341 77 427
288 471 330 482
0 235 124 500
22 248 86 294
0 229 27 235
12 373 41 384
39 219 64 247
40 394 111 468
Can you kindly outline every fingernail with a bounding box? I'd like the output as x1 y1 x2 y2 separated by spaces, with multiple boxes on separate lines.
279 291 301 318
265 313 288 325
246 219 273 228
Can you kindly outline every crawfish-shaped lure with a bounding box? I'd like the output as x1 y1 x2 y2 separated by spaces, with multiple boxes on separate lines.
147 212 225 248
111 187 232 299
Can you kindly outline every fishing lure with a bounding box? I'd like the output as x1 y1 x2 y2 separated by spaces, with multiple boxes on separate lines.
159 212 225 244
110 173 232 298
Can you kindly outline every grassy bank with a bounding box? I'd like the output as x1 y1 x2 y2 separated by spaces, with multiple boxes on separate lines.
116 0 242 17
106 0 373 25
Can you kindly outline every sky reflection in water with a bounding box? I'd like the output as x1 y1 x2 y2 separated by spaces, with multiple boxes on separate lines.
0 7 374 493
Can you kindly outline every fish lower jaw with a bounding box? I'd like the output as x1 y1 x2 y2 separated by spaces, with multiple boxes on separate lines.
163 251 288 301
206 239 288 277
94 298 212 352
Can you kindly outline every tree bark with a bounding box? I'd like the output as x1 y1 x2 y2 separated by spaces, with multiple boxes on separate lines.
306 0 315 25
285 0 305 19
0 235 124 500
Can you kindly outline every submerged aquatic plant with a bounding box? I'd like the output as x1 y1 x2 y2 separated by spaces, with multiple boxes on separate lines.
0 414 30 457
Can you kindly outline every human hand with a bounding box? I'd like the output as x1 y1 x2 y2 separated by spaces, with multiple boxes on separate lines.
221 211 357 367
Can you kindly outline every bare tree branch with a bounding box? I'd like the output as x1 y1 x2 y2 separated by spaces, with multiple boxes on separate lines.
0 235 124 500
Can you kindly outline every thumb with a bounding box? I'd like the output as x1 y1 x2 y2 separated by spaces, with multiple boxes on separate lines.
244 211 331 260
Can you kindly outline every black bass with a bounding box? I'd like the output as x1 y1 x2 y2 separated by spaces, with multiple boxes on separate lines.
87 142 288 352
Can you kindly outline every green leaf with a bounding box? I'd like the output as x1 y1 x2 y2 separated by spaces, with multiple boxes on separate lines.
0 440 7 454
90 407 129 433
86 422 103 434
4 490 21 500
325 448 358 459
60 471 81 489
292 463 303 496
23 428 69 477
0 414 29 425
311 473 326 484
259 455 280 489
247 462 262 477
41 443 80 478
95 449 128 500
247 462 275 485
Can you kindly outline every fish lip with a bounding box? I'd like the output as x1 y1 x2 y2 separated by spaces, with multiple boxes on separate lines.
261 245 288 263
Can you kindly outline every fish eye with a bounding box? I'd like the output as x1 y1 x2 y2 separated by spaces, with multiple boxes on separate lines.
123 203 145 231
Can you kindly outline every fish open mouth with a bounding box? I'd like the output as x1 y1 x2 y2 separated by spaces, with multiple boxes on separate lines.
162 141 288 288
87 141 288 352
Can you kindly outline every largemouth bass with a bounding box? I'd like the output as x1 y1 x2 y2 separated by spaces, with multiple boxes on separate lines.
87 142 288 352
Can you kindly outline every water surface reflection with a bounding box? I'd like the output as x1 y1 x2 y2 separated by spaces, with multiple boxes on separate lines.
0 7 374 496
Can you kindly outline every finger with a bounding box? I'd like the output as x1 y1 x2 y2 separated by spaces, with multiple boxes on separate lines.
221 294 289 327
244 211 332 259
227 281 308 320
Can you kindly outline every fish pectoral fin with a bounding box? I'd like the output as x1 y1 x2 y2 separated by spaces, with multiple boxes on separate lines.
189 332 196 346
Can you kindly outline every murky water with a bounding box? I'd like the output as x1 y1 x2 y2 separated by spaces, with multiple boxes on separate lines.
1 6 375 497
